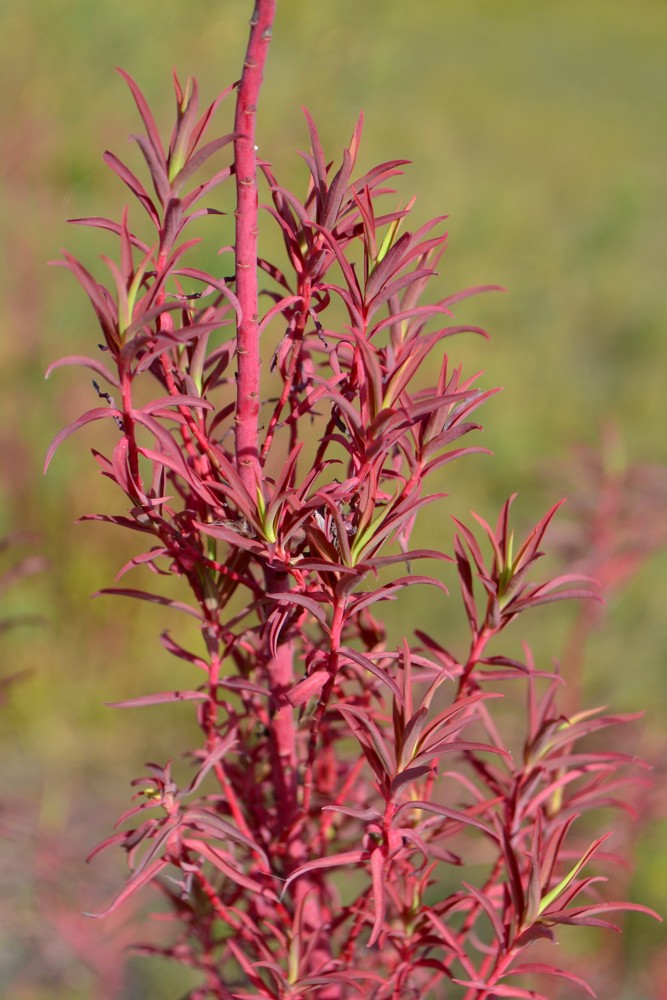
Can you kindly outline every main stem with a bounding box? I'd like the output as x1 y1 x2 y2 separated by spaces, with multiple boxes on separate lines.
234 0 276 494
233 5 334 978
234 0 301 842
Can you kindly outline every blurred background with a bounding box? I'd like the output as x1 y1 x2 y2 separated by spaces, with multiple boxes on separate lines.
1 0 665 996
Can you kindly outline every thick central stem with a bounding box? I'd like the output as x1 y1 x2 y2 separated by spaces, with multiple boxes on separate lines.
233 5 333 983
234 0 276 494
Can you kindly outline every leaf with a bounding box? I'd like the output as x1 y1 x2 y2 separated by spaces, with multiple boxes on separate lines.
347 576 447 617
131 133 170 204
45 355 120 388
173 267 244 324
422 909 469 964
311 224 363 313
280 849 365 898
506 577 601 617
182 164 234 211
185 733 238 795
287 669 329 706
186 807 269 866
188 80 235 151
461 880 505 947
68 216 151 253
159 632 208 670
102 151 159 225
171 132 236 191
301 107 328 202
439 283 505 309
44 407 122 473
538 836 612 916
396 800 497 840
141 393 214 415
85 856 170 919
184 838 269 896
52 252 118 344
107 689 208 708
95 587 202 620
268 591 329 628
337 703 394 782
367 266 437 317
397 706 428 771
258 294 302 334
350 158 410 197
363 230 413 302
322 148 353 231
339 647 403 704
321 805 382 823
389 765 434 797
452 983 551 1000
195 519 265 558
548 901 662 925
506 964 596 998
116 68 166 171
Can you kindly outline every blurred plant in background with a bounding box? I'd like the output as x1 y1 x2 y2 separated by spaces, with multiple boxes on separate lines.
0 533 45 703
547 424 667 711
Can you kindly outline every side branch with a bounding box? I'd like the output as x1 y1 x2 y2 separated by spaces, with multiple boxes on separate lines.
233 0 276 494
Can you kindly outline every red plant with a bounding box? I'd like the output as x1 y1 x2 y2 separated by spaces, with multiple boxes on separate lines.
0 532 44 703
46 4 659 997
546 424 667 713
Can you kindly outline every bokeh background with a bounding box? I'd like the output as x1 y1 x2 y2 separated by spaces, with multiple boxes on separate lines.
1 0 666 996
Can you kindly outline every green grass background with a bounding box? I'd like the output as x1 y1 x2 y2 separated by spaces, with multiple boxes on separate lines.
1 1 665 996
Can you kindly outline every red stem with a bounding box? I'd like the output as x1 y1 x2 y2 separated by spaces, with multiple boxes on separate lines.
234 0 276 495
234 9 320 964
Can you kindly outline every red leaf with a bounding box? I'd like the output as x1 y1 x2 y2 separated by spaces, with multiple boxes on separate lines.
171 132 236 191
44 407 122 473
507 963 596 998
184 838 269 896
281 849 366 898
287 669 329 706
396 800 497 840
68 216 151 253
95 587 202 619
102 151 159 225
107 689 208 708
45 354 120 388
85 856 169 919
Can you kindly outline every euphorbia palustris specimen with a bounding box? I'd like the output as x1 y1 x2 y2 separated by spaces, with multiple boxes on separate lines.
46 2 660 997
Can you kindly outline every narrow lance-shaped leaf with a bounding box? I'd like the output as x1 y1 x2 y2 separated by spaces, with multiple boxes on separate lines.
102 151 160 225
107 690 209 709
280 850 366 899
538 834 611 916
44 407 123 473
